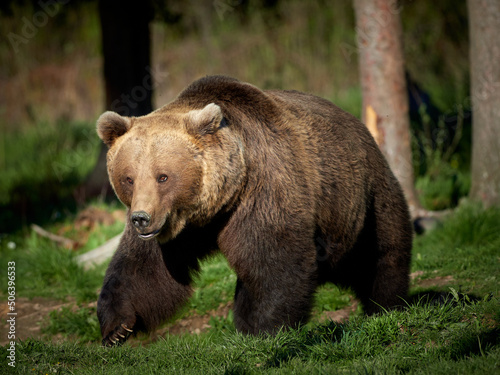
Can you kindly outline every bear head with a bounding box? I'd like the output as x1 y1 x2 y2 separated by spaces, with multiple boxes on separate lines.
97 103 246 242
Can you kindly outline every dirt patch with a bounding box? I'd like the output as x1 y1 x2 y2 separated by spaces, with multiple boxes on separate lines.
0 297 75 346
132 302 234 345
411 271 455 288
163 302 233 336
410 271 425 280
417 275 455 288
318 299 359 324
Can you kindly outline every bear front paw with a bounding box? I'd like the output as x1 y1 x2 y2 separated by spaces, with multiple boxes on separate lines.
102 323 134 347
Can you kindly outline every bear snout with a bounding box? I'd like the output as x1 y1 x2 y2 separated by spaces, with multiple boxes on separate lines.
131 211 151 231
131 210 165 240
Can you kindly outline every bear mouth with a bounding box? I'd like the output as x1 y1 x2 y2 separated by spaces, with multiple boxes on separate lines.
137 228 161 240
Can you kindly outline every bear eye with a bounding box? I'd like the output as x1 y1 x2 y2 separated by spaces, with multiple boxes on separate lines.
158 174 168 183
126 177 134 185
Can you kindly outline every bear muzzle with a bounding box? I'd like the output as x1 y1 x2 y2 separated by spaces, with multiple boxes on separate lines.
131 210 162 240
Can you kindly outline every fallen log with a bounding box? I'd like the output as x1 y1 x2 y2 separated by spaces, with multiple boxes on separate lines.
31 224 78 250
76 233 122 270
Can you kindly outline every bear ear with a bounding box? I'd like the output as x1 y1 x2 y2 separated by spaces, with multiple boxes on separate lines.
186 103 224 136
96 111 132 148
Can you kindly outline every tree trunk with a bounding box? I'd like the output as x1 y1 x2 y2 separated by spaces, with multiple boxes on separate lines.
468 0 500 208
78 0 154 201
353 0 420 215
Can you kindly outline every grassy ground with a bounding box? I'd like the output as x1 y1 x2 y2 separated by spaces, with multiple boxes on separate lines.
5 299 500 374
1 203 498 374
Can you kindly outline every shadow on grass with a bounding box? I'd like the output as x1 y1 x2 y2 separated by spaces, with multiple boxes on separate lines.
445 327 500 360
0 120 112 233
408 290 485 307
0 187 118 234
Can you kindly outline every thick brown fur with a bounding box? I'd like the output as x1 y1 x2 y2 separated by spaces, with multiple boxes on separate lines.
96 75 412 346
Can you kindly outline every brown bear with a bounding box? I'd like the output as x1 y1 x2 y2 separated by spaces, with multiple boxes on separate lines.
96 75 412 346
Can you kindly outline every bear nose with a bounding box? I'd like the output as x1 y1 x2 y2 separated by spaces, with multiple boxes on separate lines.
131 211 151 230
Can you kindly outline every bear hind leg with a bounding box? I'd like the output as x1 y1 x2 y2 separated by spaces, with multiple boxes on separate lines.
355 251 411 315
354 208 412 315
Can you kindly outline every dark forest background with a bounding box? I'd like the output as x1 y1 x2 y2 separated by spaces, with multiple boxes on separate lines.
0 0 471 230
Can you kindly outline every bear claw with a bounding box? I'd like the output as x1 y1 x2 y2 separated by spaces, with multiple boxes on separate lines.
102 324 134 347
121 324 133 332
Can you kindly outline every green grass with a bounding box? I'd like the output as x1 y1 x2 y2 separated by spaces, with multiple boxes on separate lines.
312 284 353 317
413 149 471 211
189 255 237 315
2 298 498 374
42 306 101 344
0 120 100 231
0 233 105 303
0 202 124 303
412 132 472 210
416 170 470 211
0 121 99 204
411 203 500 296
